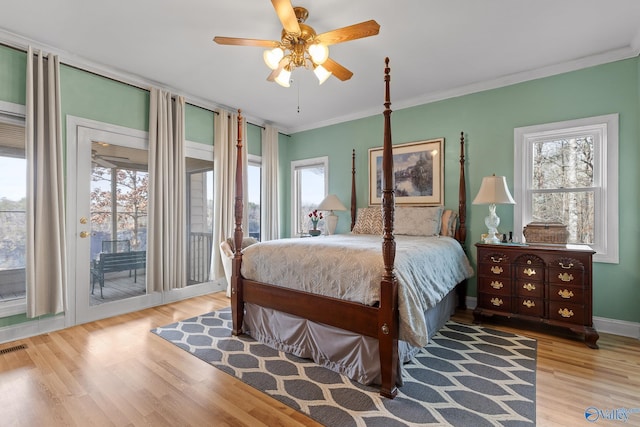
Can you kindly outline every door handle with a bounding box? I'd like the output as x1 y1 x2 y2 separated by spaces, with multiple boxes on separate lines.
79 231 91 238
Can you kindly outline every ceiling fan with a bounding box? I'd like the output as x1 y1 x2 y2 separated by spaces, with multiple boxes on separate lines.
213 0 380 87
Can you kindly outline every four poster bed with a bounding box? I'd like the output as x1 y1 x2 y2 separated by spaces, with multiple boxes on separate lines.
229 58 473 399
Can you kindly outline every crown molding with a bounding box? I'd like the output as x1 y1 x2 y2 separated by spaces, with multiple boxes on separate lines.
287 45 639 134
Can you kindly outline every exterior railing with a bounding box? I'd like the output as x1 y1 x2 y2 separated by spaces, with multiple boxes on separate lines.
188 232 213 285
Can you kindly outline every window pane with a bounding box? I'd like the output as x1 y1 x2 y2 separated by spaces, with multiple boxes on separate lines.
187 157 213 285
532 190 594 244
247 163 261 240
298 165 325 233
0 155 26 303
532 136 594 190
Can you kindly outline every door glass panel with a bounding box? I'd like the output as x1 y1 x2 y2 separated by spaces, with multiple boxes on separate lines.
186 157 213 285
90 142 148 305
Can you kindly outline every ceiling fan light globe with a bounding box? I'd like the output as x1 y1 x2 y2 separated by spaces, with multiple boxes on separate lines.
263 47 284 70
275 68 291 87
313 64 332 85
308 43 329 65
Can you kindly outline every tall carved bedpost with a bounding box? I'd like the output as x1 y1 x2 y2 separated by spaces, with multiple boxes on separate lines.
351 149 357 231
456 131 468 309
456 131 467 245
231 110 244 336
379 57 399 399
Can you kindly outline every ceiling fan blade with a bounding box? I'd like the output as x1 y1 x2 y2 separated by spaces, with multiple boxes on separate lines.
323 58 353 81
213 36 279 48
316 20 380 46
93 157 117 169
271 0 300 34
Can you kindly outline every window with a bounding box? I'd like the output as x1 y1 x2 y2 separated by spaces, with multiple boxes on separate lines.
514 114 618 263
247 154 262 240
0 119 26 314
185 143 214 285
291 156 328 236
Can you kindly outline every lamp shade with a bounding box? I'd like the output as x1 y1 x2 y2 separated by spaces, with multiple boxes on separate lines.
318 194 347 211
472 174 516 205
313 64 332 85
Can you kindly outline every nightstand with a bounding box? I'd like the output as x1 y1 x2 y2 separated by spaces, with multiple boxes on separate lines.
474 242 599 348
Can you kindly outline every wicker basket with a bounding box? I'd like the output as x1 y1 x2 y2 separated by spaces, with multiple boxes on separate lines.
523 222 568 244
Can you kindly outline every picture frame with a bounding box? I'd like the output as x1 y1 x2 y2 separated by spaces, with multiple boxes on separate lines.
368 138 444 206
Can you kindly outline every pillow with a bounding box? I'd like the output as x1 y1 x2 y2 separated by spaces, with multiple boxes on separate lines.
440 209 459 237
394 206 443 236
351 207 383 234
225 236 258 253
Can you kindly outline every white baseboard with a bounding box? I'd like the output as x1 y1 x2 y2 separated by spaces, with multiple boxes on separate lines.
465 296 640 339
593 316 640 339
0 314 66 345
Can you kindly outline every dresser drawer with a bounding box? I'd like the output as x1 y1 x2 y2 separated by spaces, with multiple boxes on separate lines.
516 280 544 298
548 267 584 286
517 297 544 317
477 251 511 277
478 294 512 313
478 262 511 279
549 284 585 304
549 301 585 325
478 277 511 296
514 253 544 276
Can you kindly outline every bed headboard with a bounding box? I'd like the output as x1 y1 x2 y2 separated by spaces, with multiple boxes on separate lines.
348 131 467 246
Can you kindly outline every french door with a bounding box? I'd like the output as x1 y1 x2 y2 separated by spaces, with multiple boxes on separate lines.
68 118 161 324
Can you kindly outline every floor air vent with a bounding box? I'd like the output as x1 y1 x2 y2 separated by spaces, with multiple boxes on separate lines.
0 344 27 355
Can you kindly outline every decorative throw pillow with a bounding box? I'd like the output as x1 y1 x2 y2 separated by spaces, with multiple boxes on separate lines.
394 206 443 236
440 209 459 237
351 207 383 234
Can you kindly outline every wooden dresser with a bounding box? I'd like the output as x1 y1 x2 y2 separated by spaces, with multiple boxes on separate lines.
474 243 599 348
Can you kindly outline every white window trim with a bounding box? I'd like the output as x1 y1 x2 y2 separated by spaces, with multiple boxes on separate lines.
290 156 328 237
514 114 618 263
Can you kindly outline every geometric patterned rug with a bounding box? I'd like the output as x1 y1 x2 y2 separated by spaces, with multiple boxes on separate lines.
152 308 536 426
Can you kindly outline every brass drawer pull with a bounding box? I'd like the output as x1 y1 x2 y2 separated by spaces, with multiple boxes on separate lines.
522 283 536 291
522 300 535 308
523 268 537 277
490 266 504 274
558 272 574 282
490 256 503 263
558 289 574 299
490 297 503 306
490 281 503 290
558 308 574 318
559 262 574 269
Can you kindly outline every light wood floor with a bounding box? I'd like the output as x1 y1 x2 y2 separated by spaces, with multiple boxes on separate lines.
1 293 638 427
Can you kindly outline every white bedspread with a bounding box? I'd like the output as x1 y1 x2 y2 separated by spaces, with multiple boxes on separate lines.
240 234 474 347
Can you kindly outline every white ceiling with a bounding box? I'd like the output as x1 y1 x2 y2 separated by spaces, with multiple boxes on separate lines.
2 0 640 134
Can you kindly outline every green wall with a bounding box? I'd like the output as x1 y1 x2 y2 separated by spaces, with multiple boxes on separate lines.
1 43 638 325
286 58 640 324
0 45 25 104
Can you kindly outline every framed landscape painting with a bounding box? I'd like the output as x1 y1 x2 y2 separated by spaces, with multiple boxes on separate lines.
368 138 444 205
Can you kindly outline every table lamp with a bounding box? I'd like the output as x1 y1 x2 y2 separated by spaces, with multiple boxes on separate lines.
472 174 516 244
317 194 347 235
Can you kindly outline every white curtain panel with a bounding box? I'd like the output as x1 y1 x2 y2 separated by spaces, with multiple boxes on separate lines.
261 125 280 241
211 109 247 295
147 88 186 291
25 46 66 317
